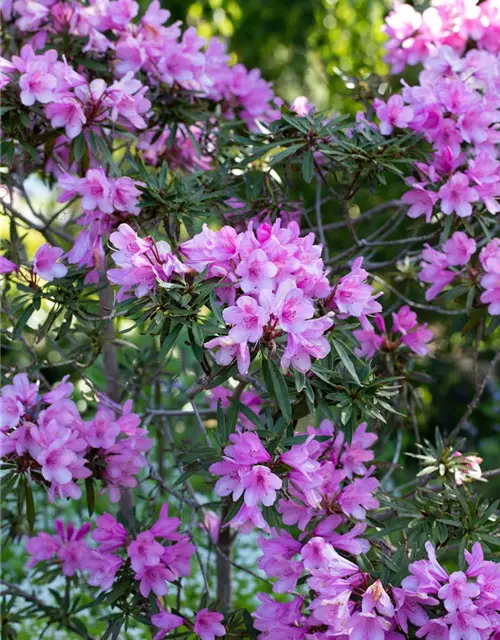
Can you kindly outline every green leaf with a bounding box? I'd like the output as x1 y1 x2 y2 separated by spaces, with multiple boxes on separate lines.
191 320 204 347
75 58 110 73
226 401 240 437
72 132 86 163
209 291 224 324
1 140 15 165
301 150 314 183
160 323 182 357
370 518 413 539
440 215 454 243
26 482 35 533
281 114 310 134
85 477 95 517
466 285 476 313
1 473 17 494
12 304 34 339
106 578 133 605
270 143 305 165
332 340 361 385
19 140 39 161
262 505 281 528
293 369 306 393
262 357 292 423
217 398 227 442
206 363 239 389
232 401 264 429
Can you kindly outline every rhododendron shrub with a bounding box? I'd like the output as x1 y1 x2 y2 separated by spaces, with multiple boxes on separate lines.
1 0 499 638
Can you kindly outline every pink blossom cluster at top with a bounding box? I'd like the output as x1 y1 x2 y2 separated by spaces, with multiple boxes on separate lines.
0 375 152 502
254 537 500 639
179 220 381 374
2 0 277 131
353 305 434 359
383 0 500 74
107 223 187 301
1 46 150 139
1 243 67 283
419 233 500 315
25 510 224 640
210 420 379 541
375 42 500 223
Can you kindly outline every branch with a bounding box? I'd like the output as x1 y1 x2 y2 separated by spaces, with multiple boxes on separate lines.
1 199 73 243
314 179 328 262
370 274 467 316
98 276 134 523
305 199 403 231
448 351 500 441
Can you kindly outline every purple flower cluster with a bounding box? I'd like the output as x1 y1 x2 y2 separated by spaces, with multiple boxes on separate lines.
26 506 193 595
276 420 378 536
55 170 143 283
1 46 150 139
2 0 277 131
375 42 500 222
383 0 500 74
180 220 381 374
0 375 152 502
254 537 500 639
209 420 379 542
58 168 141 216
107 223 187 301
25 510 227 640
419 233 500 314
353 305 434 359
210 431 282 533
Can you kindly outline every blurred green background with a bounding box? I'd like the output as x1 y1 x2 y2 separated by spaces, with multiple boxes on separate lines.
154 0 391 111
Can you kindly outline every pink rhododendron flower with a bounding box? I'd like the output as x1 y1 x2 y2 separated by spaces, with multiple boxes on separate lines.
152 605 184 640
438 571 480 612
374 94 414 135
135 563 171 597
330 257 382 318
438 173 478 218
193 609 226 640
241 465 282 507
45 99 86 139
33 244 68 281
91 513 127 551
236 248 278 292
79 168 113 213
0 256 18 274
223 296 269 343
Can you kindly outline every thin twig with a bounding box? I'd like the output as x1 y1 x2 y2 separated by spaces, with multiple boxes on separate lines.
191 401 213 447
370 274 467 316
315 179 328 262
448 351 500 441
381 428 404 488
